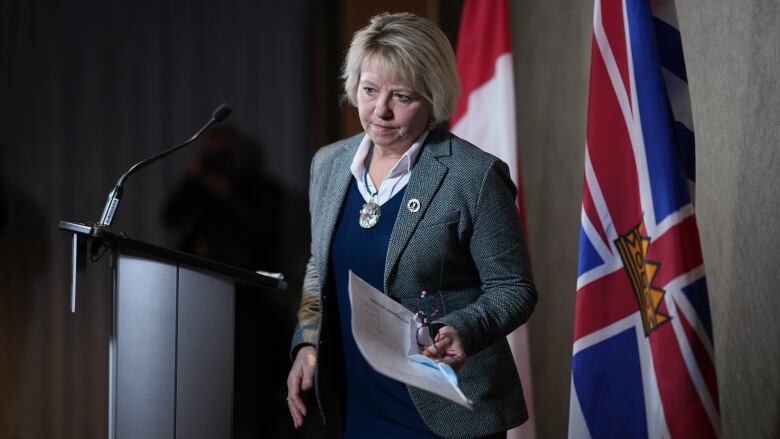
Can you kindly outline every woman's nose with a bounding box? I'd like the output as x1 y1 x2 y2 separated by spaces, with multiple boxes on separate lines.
374 94 393 119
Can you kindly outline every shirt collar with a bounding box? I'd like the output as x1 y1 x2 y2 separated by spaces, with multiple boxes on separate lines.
349 130 429 184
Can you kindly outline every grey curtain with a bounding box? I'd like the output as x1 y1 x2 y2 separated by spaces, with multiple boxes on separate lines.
0 1 314 437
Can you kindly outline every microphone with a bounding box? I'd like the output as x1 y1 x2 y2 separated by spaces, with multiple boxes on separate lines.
96 103 232 228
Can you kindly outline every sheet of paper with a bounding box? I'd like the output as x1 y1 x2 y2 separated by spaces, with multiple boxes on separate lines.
348 271 473 409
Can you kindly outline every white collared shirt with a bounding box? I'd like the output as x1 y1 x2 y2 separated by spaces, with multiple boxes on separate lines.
349 131 429 205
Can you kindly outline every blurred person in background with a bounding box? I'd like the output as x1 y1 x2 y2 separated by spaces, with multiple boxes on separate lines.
161 126 280 270
161 127 291 438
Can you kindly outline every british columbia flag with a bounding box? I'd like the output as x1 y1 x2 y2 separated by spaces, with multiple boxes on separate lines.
568 0 720 438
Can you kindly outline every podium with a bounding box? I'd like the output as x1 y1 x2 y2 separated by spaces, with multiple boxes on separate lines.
59 221 286 439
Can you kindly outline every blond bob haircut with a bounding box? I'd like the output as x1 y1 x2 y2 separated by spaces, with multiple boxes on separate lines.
342 12 461 126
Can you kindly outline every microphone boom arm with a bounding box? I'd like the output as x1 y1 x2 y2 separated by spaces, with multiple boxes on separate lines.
96 103 231 228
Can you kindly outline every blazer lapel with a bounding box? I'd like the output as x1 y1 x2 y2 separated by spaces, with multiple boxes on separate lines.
316 140 359 290
383 130 451 295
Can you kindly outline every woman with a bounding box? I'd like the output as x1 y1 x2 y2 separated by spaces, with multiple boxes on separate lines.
287 12 537 439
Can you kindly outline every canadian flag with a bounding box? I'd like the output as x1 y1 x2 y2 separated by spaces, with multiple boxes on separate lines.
450 1 536 438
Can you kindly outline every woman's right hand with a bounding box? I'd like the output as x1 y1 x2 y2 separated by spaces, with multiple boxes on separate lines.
286 345 317 429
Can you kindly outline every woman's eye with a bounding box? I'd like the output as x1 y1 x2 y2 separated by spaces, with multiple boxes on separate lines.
394 93 411 103
363 87 376 95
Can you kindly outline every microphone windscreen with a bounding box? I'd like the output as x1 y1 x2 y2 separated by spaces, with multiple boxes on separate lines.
212 103 232 122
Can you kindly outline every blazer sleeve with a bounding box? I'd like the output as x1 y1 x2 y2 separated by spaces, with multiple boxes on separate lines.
436 159 538 356
289 152 324 359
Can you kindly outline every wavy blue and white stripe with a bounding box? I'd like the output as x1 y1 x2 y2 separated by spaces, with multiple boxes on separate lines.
651 0 696 182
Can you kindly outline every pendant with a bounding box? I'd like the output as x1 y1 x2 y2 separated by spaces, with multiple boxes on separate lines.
359 199 381 228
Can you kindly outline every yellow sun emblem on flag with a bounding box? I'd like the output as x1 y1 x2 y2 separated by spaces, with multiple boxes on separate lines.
614 221 669 336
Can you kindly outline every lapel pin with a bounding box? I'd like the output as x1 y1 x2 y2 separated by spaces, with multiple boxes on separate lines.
407 198 420 213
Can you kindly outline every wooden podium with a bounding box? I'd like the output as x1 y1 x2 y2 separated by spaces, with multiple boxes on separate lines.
59 221 286 439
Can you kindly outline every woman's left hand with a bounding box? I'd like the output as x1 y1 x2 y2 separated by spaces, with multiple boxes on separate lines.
422 325 467 372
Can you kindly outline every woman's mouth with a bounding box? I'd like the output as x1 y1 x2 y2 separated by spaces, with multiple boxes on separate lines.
372 123 395 132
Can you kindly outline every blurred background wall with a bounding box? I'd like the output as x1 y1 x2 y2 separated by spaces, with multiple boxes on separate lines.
677 0 779 436
0 0 777 438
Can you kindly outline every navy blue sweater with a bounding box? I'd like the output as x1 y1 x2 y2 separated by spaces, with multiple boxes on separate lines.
330 180 436 438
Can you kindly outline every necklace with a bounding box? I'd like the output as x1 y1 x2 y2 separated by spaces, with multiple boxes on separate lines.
359 147 381 229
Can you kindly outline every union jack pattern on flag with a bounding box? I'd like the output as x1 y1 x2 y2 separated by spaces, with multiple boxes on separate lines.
568 0 720 438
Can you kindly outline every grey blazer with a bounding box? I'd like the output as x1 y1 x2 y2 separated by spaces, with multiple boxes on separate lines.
291 127 537 438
